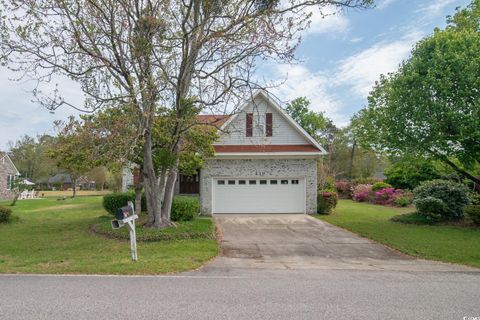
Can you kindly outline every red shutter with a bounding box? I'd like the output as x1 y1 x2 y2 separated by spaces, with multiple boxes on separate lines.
246 113 253 137
266 113 273 137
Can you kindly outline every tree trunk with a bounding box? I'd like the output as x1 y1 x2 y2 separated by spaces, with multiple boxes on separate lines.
161 158 179 222
72 178 76 198
348 139 357 180
442 158 480 185
143 129 171 228
133 167 143 216
10 193 19 207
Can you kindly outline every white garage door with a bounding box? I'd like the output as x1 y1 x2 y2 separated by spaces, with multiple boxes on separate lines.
212 178 305 214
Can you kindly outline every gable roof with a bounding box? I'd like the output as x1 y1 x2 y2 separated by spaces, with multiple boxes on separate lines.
48 173 72 184
0 152 20 175
196 115 230 127
218 90 328 155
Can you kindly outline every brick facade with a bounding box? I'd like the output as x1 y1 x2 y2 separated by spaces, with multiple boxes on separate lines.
0 155 17 200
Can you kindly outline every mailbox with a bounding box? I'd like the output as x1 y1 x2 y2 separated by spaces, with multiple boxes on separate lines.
115 205 134 221
111 201 138 261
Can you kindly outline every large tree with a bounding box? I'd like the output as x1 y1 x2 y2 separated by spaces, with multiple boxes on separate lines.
0 0 371 227
8 135 58 182
355 1 480 185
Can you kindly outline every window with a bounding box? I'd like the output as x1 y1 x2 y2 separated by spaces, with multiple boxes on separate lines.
266 113 273 137
259 180 267 185
270 180 278 185
291 180 299 185
246 113 253 137
238 180 246 185
249 180 256 185
228 180 236 185
6 175 14 190
217 180 225 185
281 180 288 185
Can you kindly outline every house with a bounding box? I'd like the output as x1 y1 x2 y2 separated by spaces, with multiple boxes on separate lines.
0 152 20 200
47 173 73 190
124 90 327 215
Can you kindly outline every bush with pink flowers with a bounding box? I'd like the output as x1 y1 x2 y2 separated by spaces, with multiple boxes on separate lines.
352 184 373 202
317 190 338 214
373 187 397 205
335 180 352 199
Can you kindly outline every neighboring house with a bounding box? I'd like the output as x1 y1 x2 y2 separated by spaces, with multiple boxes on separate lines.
47 173 73 190
123 90 327 215
0 152 20 200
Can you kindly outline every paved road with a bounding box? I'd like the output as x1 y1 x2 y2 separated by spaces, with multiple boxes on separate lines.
1 214 479 320
1 270 479 320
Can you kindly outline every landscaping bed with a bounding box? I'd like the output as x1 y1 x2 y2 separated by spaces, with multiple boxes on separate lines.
316 200 480 268
92 215 216 242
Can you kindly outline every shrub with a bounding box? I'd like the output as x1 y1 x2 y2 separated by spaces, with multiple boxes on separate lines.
469 192 480 205
385 158 441 190
317 190 338 214
373 188 396 205
393 195 412 207
372 182 392 191
352 184 373 202
171 196 200 221
414 197 447 221
0 206 12 223
102 192 146 216
352 177 380 186
392 189 413 207
335 181 352 199
413 180 470 220
464 205 480 225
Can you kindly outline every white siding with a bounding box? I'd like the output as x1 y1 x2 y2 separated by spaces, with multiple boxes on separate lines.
216 96 310 145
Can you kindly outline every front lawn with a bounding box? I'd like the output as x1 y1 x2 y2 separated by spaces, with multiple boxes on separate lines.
0 197 218 274
316 200 480 268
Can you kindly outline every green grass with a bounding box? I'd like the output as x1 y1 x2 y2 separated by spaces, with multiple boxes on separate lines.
316 200 480 268
0 197 218 274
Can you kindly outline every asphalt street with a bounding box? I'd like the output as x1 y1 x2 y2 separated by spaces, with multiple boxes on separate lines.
0 269 479 320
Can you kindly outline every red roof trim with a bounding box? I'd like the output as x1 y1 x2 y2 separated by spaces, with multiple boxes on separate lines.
214 145 321 153
196 115 230 127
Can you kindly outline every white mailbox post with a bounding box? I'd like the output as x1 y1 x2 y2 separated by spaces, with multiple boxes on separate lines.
111 201 138 261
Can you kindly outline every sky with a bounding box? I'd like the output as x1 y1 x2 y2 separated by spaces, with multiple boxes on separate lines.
0 0 471 150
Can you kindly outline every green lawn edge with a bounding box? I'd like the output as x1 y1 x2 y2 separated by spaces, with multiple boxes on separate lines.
315 200 480 268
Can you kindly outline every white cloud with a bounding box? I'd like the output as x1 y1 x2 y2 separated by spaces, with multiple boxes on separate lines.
304 6 350 36
376 0 398 9
334 29 423 98
0 69 81 149
269 64 349 126
417 0 457 16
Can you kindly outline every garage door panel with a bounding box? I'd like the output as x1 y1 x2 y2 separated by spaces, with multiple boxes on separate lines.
213 178 305 214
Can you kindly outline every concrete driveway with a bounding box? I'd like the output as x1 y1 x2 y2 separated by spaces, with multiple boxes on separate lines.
206 214 477 272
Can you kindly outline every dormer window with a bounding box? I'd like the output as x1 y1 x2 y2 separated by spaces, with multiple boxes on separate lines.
266 113 273 137
246 113 253 137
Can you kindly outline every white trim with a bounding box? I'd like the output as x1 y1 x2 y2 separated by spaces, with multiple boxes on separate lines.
0 154 20 175
218 90 328 155
215 152 323 159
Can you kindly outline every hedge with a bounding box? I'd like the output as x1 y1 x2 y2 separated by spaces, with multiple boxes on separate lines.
103 193 199 222
0 206 12 223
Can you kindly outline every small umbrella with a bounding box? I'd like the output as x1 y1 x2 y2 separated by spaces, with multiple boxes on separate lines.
22 179 35 186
